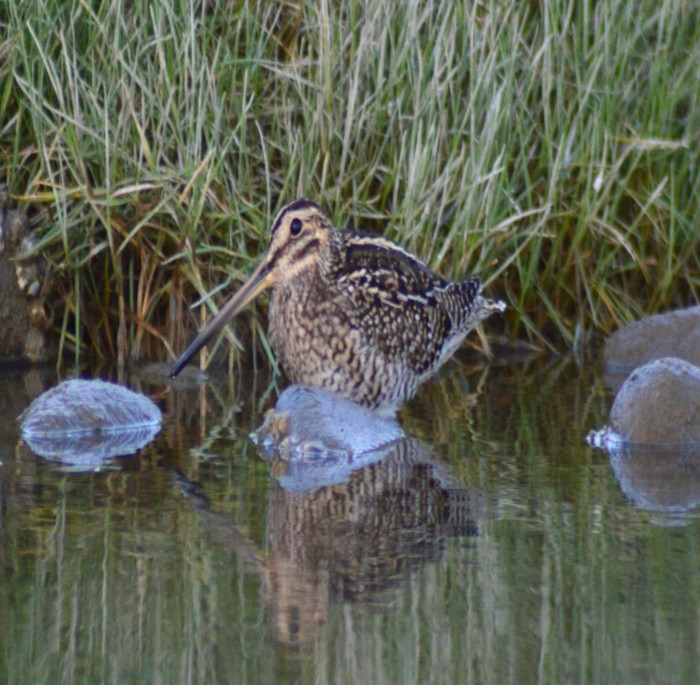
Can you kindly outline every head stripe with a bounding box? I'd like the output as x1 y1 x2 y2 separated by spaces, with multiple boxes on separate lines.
284 199 321 213
270 199 322 235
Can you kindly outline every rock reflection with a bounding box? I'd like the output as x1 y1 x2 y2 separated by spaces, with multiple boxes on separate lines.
607 443 700 518
21 425 161 470
177 387 485 645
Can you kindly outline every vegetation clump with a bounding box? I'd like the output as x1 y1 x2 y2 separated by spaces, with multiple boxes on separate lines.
1 0 698 367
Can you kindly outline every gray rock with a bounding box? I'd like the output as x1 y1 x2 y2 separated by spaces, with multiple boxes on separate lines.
251 385 409 491
604 306 700 372
20 379 162 436
19 379 162 467
253 385 405 458
610 357 700 444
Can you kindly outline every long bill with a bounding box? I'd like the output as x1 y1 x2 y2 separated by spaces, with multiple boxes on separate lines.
168 257 274 378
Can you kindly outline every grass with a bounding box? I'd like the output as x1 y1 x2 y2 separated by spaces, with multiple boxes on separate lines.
1 0 698 368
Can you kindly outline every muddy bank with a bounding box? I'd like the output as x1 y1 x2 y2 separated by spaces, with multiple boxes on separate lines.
0 187 55 363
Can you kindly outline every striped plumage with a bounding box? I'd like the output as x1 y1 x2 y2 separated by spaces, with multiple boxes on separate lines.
170 200 505 415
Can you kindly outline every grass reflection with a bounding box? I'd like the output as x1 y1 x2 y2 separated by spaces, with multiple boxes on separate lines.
1 361 698 683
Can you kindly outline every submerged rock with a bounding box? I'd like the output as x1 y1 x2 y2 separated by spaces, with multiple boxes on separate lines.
604 306 700 373
19 379 162 466
253 385 405 461
609 357 700 444
140 362 208 388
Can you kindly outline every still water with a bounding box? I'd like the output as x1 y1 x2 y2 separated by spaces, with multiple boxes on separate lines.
1 356 698 684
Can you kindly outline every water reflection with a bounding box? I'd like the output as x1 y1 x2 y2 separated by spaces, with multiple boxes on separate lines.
608 443 700 517
20 426 160 469
178 430 483 644
1 359 698 683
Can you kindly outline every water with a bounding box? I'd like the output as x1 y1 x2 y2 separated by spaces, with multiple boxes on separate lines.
1 358 698 684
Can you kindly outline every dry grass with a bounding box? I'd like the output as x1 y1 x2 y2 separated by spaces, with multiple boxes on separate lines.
1 0 698 368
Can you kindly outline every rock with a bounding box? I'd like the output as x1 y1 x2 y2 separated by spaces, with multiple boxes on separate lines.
609 357 700 444
19 379 162 467
252 385 410 492
604 307 700 372
139 362 209 388
253 385 405 459
0 185 56 362
20 379 162 436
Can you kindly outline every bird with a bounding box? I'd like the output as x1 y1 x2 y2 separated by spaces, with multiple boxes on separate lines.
169 199 505 416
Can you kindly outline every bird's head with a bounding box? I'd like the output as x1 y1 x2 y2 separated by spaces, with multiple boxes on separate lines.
169 199 332 377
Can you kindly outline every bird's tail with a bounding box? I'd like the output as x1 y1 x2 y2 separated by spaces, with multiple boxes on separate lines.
447 277 506 329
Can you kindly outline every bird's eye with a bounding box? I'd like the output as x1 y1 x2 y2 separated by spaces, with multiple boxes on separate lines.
290 218 303 237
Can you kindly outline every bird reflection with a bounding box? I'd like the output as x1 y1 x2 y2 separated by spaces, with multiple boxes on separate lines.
175 387 485 645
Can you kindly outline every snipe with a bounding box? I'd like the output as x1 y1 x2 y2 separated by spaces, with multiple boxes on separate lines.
169 200 505 415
